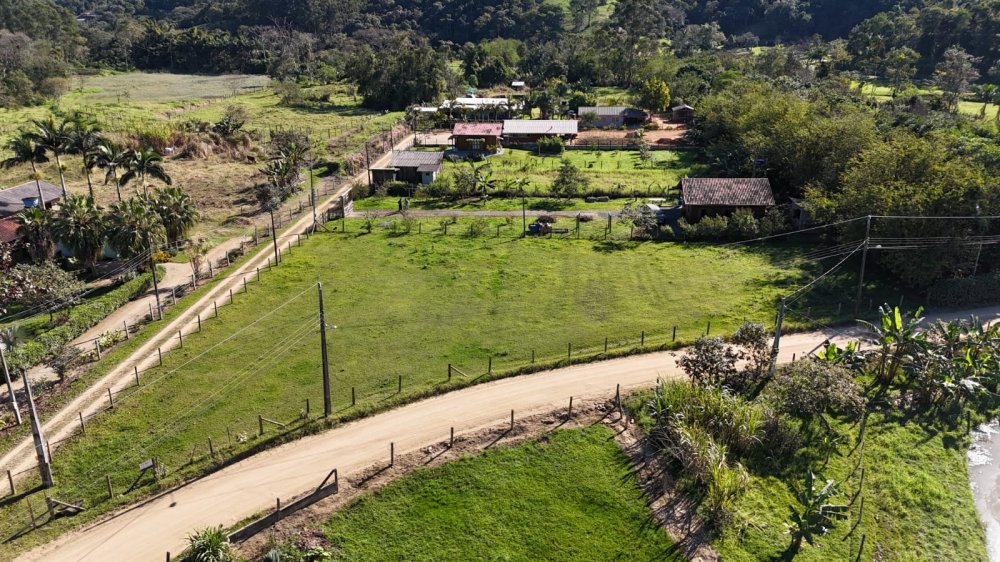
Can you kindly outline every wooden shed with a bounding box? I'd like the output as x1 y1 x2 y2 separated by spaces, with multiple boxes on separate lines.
451 122 503 153
680 178 775 222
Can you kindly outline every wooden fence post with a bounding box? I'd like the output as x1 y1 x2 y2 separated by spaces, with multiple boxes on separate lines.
79 411 86 433
448 364 452 381
352 387 356 406
208 438 214 457
568 396 573 418
488 356 492 374
390 442 394 466
258 415 264 436
706 319 711 335
106 475 113 498
398 375 402 393
134 366 140 386
197 314 202 332
158 347 163 366
123 320 130 340
672 326 676 341
214 301 219 318
567 342 572 360
604 337 608 353
7 469 14 495
108 388 115 408
95 339 102 360
510 409 514 430
640 331 644 346
177 330 183 348
450 427 454 448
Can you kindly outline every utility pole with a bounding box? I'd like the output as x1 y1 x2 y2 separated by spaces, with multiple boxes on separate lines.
309 160 318 232
23 369 53 487
364 142 372 189
767 298 786 380
318 283 332 417
269 209 280 265
521 192 527 235
854 215 872 317
1 345 22 425
147 234 162 320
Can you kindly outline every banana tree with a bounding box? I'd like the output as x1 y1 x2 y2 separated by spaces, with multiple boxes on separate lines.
787 471 846 556
858 305 927 385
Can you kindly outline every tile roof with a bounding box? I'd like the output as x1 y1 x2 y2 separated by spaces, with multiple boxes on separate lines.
452 122 503 136
502 120 578 135
681 178 775 207
0 181 62 218
388 150 445 169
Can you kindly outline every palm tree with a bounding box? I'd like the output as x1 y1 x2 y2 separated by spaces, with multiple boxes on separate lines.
15 207 55 263
93 141 128 202
52 195 106 272
120 148 172 197
68 116 103 199
154 186 198 244
28 116 74 198
1 135 51 210
107 197 165 259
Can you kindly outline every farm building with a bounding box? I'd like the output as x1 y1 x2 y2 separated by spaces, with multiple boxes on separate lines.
451 122 503 153
442 97 521 120
680 178 775 222
577 106 648 128
371 151 445 186
671 104 695 123
0 180 62 243
502 120 578 143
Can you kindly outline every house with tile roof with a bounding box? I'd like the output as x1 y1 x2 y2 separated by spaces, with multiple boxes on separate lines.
680 178 775 222
371 150 445 185
451 122 503 153
0 181 63 243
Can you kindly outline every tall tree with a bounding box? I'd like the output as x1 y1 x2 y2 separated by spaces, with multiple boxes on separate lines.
106 197 166 259
27 116 74 198
120 148 172 197
52 195 105 272
93 140 128 201
15 207 55 263
1 134 50 209
68 116 103 199
935 46 981 111
884 47 920 95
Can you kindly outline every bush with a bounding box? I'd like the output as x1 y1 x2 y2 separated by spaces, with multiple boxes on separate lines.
680 215 729 240
420 177 452 198
5 269 156 374
350 181 371 201
727 209 759 240
764 360 865 421
537 136 565 155
184 526 233 562
928 273 1000 308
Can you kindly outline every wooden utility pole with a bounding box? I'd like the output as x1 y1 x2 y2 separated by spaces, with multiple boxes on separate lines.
521 193 527 235
1 345 22 425
318 283 332 417
309 160 318 231
147 234 162 320
269 209 280 265
854 215 872 317
22 369 53 487
767 298 786 380
364 142 372 189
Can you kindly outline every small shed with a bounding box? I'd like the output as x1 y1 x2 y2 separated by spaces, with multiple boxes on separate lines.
577 106 648 128
671 104 695 123
451 122 503 153
680 178 775 222
372 150 445 185
502 120 578 143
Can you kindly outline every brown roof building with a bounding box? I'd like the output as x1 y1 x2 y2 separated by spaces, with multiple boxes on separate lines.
451 122 503 153
680 177 775 222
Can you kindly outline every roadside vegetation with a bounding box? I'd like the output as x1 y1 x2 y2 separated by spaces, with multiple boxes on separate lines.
628 307 996 561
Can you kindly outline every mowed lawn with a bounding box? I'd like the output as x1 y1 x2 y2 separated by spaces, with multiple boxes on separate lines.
322 426 681 561
442 148 703 195
0 219 809 555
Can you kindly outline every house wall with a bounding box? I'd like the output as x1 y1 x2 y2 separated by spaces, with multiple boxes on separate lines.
684 205 769 222
371 169 397 185
455 135 500 152
505 133 577 143
585 116 623 129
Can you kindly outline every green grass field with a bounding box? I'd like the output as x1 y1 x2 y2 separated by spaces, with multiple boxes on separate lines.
0 218 829 556
352 195 652 212
855 82 999 120
627 391 987 562
442 148 702 195
320 426 680 561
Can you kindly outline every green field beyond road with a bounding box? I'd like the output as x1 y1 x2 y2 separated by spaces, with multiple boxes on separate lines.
322 426 681 561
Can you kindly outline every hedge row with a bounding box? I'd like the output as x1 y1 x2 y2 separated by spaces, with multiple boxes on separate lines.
928 273 1000 309
5 269 157 374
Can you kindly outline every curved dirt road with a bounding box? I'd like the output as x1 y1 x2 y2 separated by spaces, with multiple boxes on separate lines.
0 135 415 479
19 304 1000 561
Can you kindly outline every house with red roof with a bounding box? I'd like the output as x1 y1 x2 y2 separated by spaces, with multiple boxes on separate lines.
680 178 775 223
451 122 503 153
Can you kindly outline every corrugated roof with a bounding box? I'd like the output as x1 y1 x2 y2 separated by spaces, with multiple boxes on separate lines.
503 120 578 135
452 122 503 136
681 178 775 207
0 181 62 217
388 151 445 169
577 106 646 118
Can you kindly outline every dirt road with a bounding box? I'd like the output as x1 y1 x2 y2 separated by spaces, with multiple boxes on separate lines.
19 304 1000 561
0 134 416 479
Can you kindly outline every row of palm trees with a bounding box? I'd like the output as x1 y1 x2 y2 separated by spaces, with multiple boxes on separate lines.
16 188 198 272
1 114 172 207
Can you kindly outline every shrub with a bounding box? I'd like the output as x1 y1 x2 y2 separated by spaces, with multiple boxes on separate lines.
467 218 489 237
677 336 739 388
4 269 156 374
764 360 865 421
184 526 233 562
537 136 565 155
929 273 1000 308
680 215 729 240
349 181 371 201
727 209 759 240
420 177 452 198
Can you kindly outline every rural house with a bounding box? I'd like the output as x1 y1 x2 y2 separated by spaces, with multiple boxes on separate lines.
502 120 578 144
371 150 445 186
0 180 62 243
671 104 695 123
680 178 775 222
576 106 648 128
451 122 503 153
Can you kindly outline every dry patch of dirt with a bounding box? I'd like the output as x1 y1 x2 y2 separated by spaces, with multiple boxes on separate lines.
233 399 718 561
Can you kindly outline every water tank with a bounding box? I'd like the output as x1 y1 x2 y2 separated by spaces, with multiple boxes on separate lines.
22 197 39 209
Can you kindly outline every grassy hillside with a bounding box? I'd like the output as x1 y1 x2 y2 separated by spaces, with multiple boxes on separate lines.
321 426 680 561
